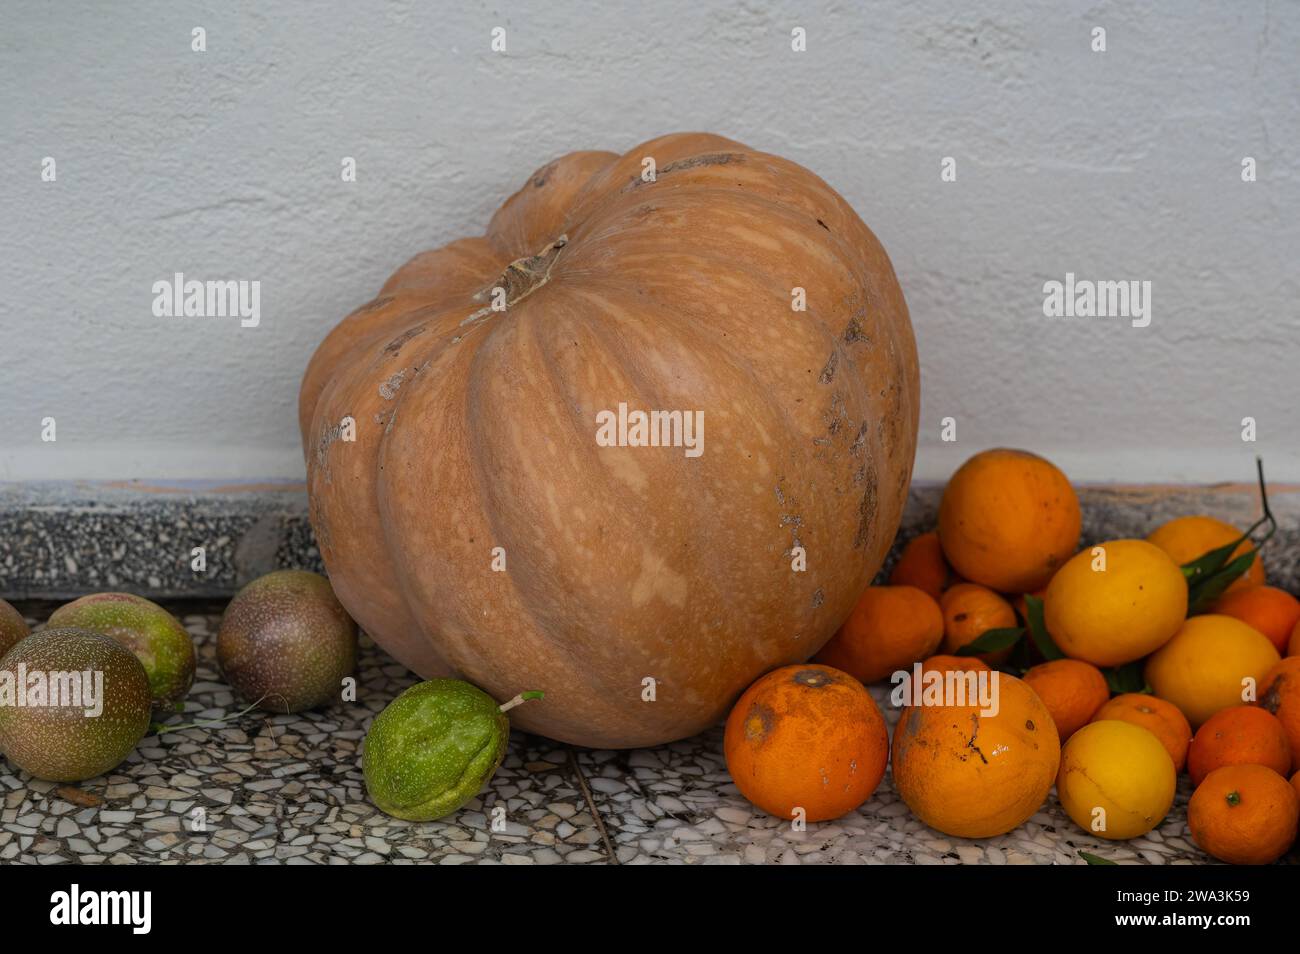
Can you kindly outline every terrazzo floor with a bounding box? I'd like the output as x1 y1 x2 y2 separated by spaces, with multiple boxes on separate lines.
0 603 1266 866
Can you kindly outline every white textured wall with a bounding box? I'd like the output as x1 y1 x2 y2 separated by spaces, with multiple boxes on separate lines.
2 1 1297 484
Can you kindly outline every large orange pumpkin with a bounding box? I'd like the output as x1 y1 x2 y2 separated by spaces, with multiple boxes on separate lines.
299 133 918 747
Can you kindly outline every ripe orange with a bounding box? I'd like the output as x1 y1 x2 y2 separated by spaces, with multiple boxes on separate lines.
1188 764 1299 865
939 583 1017 664
724 664 889 822
1186 705 1292 786
814 585 943 684
1022 659 1110 741
894 654 992 713
937 449 1081 594
891 673 1060 838
1292 769 1300 802
1259 657 1300 761
1145 615 1282 728
1092 694 1193 774
889 531 961 601
1291 619 1300 657
1147 515 1264 595
1212 586 1300 654
916 653 992 680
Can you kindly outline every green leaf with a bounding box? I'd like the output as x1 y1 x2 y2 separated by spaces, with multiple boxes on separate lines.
1023 594 1064 660
1181 456 1278 616
1180 537 1244 584
1079 851 1117 866
1102 662 1148 695
1187 549 1257 615
954 627 1024 656
1007 632 1035 673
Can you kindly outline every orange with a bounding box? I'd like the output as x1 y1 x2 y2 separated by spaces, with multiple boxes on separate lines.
1013 588 1046 623
1212 586 1300 654
893 654 992 713
1092 694 1192 774
916 653 991 680
1043 539 1187 667
1291 619 1300 657
939 583 1017 664
1186 705 1292 786
1188 764 1299 865
814 585 943 684
1292 769 1300 802
724 664 888 822
891 672 1060 838
889 531 961 601
1022 659 1110 741
1144 615 1281 728
1147 514 1264 595
1259 657 1300 761
937 448 1081 594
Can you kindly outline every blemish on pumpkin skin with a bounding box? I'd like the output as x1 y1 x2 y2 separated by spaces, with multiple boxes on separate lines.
852 467 878 549
849 422 869 457
378 371 405 400
350 295 396 320
620 153 743 193
383 324 427 356
842 306 871 345
531 162 556 188
818 350 838 384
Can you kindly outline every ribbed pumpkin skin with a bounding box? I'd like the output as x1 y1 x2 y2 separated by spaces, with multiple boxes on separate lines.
299 133 918 748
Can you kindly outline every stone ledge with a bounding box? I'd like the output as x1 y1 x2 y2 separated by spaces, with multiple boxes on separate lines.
1 479 1296 599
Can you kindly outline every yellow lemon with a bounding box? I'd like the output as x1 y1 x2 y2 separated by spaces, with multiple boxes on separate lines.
1043 539 1187 667
1057 720 1176 840
1144 615 1281 728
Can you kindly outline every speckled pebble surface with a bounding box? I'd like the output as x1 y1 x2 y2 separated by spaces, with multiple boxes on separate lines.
3 482 1298 865
5 606 1284 867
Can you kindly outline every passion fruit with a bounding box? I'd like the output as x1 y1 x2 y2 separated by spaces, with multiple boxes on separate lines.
48 593 195 709
0 627 152 781
0 599 29 658
217 570 357 713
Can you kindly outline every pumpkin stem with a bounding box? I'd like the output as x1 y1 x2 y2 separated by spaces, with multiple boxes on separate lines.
488 235 568 308
499 690 545 714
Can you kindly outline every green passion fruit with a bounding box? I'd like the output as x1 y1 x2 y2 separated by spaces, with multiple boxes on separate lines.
48 593 196 710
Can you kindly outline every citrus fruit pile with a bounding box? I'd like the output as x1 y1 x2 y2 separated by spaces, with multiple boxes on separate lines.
724 448 1300 864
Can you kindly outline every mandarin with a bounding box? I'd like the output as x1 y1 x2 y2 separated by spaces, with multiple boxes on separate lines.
724 665 889 822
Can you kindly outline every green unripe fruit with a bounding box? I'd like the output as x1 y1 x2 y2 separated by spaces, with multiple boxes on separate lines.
0 627 152 781
363 680 541 821
48 593 196 710
0 599 30 658
217 570 357 713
